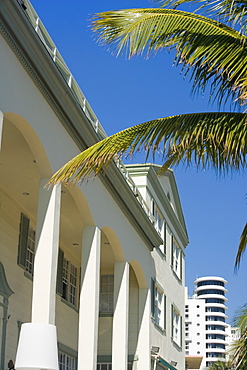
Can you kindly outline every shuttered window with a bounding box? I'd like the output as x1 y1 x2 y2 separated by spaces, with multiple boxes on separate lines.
18 213 35 276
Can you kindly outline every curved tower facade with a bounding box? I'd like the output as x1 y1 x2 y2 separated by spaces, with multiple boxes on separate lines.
194 276 228 368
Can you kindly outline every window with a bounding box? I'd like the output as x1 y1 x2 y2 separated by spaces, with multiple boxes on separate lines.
198 289 224 296
206 334 225 340
153 204 163 235
97 364 132 370
97 365 112 370
205 298 225 304
198 280 224 287
171 237 182 280
151 279 166 330
18 213 36 276
100 274 114 313
25 226 35 275
206 316 225 322
172 304 182 347
56 249 78 308
59 351 76 370
206 325 225 331
152 202 166 254
62 258 78 307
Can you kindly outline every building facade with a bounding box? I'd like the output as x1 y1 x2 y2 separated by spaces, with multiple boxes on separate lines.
185 277 228 369
0 1 189 370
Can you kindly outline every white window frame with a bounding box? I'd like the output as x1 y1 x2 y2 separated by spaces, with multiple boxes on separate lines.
151 279 166 330
59 350 76 370
172 237 182 280
172 304 182 347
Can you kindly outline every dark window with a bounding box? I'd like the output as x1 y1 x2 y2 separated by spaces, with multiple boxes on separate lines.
197 280 224 287
198 289 224 296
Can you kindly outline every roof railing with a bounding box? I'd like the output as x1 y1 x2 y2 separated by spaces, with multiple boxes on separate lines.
22 0 157 228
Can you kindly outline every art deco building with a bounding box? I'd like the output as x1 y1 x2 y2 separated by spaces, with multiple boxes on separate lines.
185 277 228 369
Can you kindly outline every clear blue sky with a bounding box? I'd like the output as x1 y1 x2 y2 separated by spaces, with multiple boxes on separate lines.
30 0 246 322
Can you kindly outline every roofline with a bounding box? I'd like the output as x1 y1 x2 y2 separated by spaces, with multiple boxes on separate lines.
0 0 162 249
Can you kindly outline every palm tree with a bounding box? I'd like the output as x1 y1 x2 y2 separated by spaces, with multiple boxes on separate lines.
49 0 247 267
231 304 247 369
206 360 232 370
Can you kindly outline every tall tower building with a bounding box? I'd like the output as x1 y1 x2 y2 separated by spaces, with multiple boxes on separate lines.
185 276 228 369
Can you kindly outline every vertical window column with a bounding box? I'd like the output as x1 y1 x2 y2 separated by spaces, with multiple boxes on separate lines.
112 262 129 370
78 226 101 370
31 179 61 325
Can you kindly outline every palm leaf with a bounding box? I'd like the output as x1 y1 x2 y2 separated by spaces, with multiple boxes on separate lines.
156 0 247 30
231 304 247 369
235 222 247 268
49 111 247 185
92 8 247 105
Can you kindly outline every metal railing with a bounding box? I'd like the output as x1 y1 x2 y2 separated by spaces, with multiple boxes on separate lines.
22 0 156 226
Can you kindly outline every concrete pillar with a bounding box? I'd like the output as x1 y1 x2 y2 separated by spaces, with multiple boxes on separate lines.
0 110 3 150
137 289 151 370
112 262 129 370
31 179 61 325
78 226 101 370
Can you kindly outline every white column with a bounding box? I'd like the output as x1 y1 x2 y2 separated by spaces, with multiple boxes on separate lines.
31 179 61 325
78 226 101 370
136 289 151 370
0 110 3 150
112 261 129 370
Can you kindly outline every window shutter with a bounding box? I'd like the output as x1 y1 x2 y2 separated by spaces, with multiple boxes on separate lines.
171 235 174 267
163 222 166 255
18 213 30 268
163 295 166 330
180 316 183 348
171 304 174 338
180 248 183 280
151 278 155 318
56 248 64 295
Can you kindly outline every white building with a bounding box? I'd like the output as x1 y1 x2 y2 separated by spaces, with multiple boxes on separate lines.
0 1 189 370
185 277 228 370
225 326 240 362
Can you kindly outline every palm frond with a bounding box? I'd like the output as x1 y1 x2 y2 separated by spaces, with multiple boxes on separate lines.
231 304 247 369
156 0 247 31
235 222 247 268
92 8 247 105
49 111 247 185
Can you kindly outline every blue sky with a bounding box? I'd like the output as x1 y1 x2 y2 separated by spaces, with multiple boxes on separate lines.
30 0 246 322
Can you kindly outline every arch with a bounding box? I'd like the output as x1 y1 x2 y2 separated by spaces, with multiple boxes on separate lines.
101 227 124 262
4 112 52 177
129 260 148 289
65 184 94 226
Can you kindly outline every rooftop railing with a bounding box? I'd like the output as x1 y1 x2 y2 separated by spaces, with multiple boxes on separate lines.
22 0 157 228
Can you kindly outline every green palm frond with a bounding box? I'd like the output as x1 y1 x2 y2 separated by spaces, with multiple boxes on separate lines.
92 8 247 105
156 0 247 28
231 304 247 369
49 111 247 185
206 360 233 369
235 222 247 268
